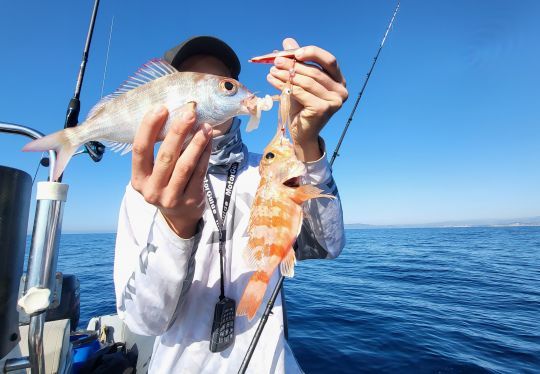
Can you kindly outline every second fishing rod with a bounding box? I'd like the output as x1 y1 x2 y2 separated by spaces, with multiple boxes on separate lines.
60 0 105 183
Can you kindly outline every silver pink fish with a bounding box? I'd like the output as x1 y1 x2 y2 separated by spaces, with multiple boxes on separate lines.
23 59 273 181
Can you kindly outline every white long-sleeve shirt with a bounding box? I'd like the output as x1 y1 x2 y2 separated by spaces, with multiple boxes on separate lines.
114 151 345 373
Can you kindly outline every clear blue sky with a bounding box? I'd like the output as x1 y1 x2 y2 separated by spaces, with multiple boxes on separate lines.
1 0 539 232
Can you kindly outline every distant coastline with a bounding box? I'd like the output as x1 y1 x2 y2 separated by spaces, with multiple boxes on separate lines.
345 216 540 229
55 216 540 234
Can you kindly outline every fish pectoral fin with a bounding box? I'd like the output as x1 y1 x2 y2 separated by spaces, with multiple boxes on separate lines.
280 248 296 278
291 184 336 204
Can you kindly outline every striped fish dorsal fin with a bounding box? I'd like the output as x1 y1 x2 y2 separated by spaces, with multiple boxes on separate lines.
116 58 178 94
86 58 178 121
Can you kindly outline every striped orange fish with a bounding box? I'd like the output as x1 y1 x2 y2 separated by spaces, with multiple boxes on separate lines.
237 88 335 321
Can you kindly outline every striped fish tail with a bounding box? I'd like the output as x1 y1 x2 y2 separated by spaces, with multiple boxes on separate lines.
237 270 270 321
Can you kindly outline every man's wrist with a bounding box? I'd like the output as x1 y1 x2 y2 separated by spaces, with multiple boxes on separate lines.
295 137 323 162
160 210 200 239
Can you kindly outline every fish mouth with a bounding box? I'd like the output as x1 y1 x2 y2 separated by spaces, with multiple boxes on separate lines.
282 162 306 188
283 176 301 188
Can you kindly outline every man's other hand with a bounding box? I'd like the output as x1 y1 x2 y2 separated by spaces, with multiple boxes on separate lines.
267 38 348 162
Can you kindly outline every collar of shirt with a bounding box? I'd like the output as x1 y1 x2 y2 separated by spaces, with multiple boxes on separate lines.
208 117 248 175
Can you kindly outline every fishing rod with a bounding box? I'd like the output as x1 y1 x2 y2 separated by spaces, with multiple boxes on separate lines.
61 0 104 180
238 2 400 373
330 0 400 165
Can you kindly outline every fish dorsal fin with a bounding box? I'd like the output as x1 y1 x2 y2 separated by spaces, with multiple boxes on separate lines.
280 248 296 278
86 93 116 120
116 58 178 94
86 59 178 121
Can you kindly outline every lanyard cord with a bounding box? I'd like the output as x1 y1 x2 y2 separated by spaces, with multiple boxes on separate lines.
203 162 239 299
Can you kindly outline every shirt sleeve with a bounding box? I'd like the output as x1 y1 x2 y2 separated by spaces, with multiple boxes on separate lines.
113 183 202 336
294 138 346 260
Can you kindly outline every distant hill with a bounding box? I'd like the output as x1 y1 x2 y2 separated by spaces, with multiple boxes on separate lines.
345 216 540 229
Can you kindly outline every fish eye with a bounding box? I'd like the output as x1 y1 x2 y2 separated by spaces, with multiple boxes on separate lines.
220 79 238 96
265 152 275 160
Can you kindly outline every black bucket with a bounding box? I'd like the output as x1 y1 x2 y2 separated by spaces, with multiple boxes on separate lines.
0 165 32 359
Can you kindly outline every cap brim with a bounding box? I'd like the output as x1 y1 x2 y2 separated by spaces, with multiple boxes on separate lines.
164 36 241 79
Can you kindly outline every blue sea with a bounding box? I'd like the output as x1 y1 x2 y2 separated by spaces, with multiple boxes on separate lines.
51 227 539 373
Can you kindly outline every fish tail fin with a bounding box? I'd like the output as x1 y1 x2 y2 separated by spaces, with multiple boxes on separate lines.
237 271 270 321
22 128 81 181
291 184 336 204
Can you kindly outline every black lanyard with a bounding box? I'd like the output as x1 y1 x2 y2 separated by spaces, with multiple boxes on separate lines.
203 162 238 299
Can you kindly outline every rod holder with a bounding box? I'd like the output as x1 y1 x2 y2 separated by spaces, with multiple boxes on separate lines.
19 182 68 374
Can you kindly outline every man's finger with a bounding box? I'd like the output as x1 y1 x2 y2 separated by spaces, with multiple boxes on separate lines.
293 45 345 85
283 37 300 50
168 123 212 194
267 74 337 115
131 106 168 187
270 66 342 103
273 57 348 100
183 135 212 199
149 103 196 188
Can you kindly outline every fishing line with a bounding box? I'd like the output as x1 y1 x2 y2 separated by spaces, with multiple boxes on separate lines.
100 16 115 98
238 2 401 373
31 153 45 186
31 162 40 185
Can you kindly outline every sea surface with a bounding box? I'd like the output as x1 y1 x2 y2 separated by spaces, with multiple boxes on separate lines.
45 227 539 373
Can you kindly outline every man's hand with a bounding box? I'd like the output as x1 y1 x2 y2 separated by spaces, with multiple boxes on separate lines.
267 38 348 161
131 103 212 239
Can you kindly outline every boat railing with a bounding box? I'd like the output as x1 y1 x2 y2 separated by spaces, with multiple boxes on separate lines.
0 122 56 181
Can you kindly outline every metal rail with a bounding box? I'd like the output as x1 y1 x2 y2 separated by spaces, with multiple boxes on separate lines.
0 122 56 182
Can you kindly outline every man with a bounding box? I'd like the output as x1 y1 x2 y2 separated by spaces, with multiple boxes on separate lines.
114 36 348 373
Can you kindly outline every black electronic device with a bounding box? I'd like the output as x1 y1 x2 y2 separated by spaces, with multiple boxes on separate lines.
209 297 235 353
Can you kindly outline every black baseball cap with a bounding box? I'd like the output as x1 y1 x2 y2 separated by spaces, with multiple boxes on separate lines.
164 36 241 79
